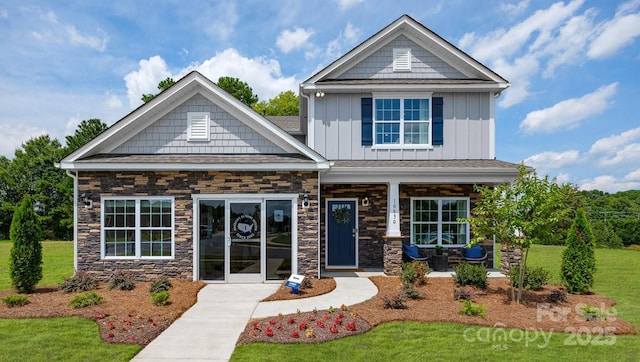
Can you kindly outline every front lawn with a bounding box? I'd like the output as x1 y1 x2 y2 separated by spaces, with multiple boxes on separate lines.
232 245 640 361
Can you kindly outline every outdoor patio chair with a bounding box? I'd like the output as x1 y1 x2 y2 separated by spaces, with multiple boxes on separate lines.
461 244 488 265
402 244 431 263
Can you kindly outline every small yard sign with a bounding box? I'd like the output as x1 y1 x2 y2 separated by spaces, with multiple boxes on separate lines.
285 274 304 294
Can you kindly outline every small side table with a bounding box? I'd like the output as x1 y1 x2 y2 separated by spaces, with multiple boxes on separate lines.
431 254 449 271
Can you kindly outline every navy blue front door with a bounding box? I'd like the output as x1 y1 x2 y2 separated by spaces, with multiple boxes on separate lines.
327 200 357 267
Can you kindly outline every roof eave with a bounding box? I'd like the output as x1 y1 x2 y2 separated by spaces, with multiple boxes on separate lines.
58 161 331 172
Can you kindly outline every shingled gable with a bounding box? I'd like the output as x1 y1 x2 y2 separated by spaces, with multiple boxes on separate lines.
302 14 509 91
59 71 329 171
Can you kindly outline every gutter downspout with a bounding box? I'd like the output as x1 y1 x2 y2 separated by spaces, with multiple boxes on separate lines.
65 170 78 273
317 171 321 279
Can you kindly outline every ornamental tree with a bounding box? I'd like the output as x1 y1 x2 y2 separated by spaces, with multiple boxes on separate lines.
461 165 575 303
9 194 43 293
561 208 596 294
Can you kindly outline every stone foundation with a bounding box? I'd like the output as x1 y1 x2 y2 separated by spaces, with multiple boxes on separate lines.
499 243 523 274
383 236 404 275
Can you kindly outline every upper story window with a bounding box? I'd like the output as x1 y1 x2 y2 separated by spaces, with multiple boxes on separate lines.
393 48 411 71
374 97 431 146
188 112 210 141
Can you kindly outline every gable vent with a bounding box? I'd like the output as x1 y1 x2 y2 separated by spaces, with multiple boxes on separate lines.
188 112 210 141
393 48 411 71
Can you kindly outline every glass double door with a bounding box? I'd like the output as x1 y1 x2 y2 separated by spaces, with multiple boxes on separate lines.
198 199 292 282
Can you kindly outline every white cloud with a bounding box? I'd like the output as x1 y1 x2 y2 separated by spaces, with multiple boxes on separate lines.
555 172 571 184
123 56 172 108
105 92 123 110
625 169 640 181
579 173 640 192
336 0 365 11
524 150 580 170
325 22 362 60
588 0 640 59
599 143 640 166
196 1 238 42
343 22 361 43
276 27 314 53
542 9 596 77
498 1 530 18
66 25 109 51
494 55 538 108
0 124 49 157
588 127 640 155
519 83 617 134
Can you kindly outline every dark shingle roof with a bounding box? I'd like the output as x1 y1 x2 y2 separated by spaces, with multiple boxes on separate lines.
265 116 301 134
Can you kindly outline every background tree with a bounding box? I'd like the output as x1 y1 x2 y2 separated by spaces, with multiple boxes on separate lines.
253 90 299 116
561 209 596 294
64 119 108 156
9 194 43 293
216 76 258 107
462 165 576 303
142 77 176 103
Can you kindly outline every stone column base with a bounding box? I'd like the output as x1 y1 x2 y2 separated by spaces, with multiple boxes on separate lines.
383 236 405 275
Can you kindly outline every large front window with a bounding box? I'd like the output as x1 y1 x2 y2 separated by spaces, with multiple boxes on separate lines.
374 97 431 146
102 197 174 258
411 198 469 247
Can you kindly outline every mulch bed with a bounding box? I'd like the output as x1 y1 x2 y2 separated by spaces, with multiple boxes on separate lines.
261 278 336 301
0 279 205 345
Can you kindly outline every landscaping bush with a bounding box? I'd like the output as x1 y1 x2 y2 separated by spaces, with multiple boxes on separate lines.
1 294 29 307
69 292 103 308
581 305 608 321
300 277 313 290
458 299 486 318
9 195 43 293
151 291 170 306
453 263 487 289
400 261 428 286
401 283 422 300
107 271 136 291
510 265 550 290
59 272 99 293
453 287 475 301
561 209 596 294
382 293 407 309
149 277 172 294
547 289 567 303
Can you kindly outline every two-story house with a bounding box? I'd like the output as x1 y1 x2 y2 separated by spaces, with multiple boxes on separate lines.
58 15 520 283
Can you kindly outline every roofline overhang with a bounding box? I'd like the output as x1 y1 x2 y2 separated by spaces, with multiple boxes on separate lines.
57 161 331 172
321 166 519 184
300 82 510 94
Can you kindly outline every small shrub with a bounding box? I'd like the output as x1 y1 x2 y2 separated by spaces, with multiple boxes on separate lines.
59 272 99 293
453 263 488 289
581 305 608 321
458 299 486 318
151 291 170 306
69 292 103 309
510 265 550 290
1 294 29 307
382 293 407 309
548 289 567 303
9 195 43 293
300 278 313 290
401 283 422 300
400 261 429 286
561 209 596 294
453 287 475 301
107 271 136 291
149 277 172 293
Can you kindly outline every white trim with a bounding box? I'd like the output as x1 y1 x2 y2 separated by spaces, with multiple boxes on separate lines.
59 161 331 171
489 93 496 159
322 167 520 184
101 196 176 260
325 198 359 269
410 197 470 247
387 183 401 237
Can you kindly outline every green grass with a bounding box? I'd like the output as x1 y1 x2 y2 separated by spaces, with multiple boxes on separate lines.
0 240 74 290
0 317 140 361
232 245 640 361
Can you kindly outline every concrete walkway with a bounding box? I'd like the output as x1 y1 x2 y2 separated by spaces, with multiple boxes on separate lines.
132 277 379 361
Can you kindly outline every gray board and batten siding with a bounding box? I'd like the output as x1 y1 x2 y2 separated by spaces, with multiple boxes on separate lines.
312 92 492 161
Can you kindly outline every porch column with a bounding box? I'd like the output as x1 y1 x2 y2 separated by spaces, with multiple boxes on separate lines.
384 182 403 275
386 182 401 236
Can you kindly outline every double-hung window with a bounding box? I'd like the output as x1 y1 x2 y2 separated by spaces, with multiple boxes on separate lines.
102 197 175 259
374 95 431 147
411 198 469 247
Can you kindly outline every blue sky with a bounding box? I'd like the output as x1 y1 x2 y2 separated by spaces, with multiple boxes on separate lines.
0 0 639 192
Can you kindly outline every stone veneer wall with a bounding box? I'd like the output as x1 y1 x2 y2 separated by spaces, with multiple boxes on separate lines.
398 184 495 269
320 184 387 269
76 171 319 281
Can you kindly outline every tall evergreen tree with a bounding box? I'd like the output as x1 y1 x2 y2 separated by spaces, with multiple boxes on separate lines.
561 208 596 294
9 194 43 293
